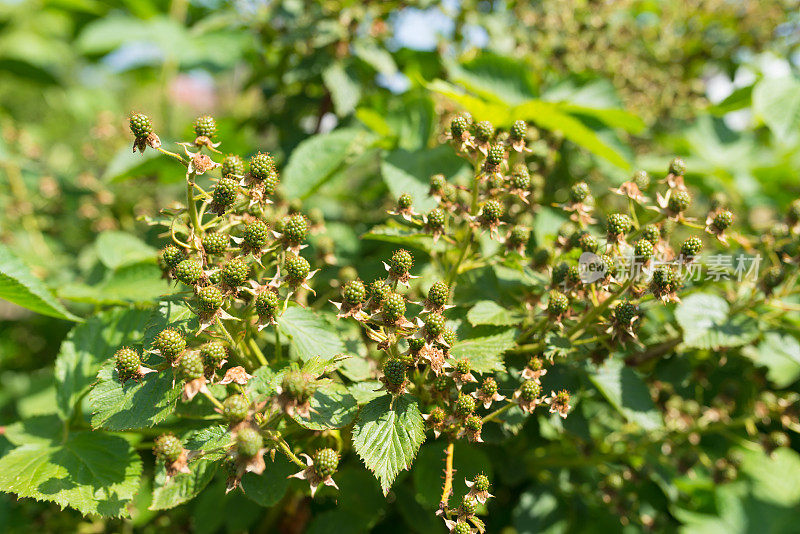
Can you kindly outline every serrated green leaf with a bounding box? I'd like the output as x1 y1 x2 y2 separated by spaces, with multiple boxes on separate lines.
467 301 522 326
240 455 296 507
752 76 800 141
348 380 384 405
60 263 173 305
89 360 181 430
361 224 439 254
742 332 800 388
543 333 573 361
322 61 361 116
589 358 662 431
739 447 800 506
144 298 199 344
352 394 425 495
0 243 81 321
676 293 759 350
450 326 515 373
3 414 62 446
55 307 153 420
0 431 141 517
278 306 345 362
95 231 157 270
291 381 357 430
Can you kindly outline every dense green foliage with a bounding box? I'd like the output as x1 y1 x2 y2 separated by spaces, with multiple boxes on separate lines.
1 1 800 533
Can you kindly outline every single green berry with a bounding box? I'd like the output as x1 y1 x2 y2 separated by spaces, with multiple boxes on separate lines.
223 395 249 422
284 255 310 283
567 265 582 285
440 328 457 348
154 434 183 464
507 226 530 247
427 208 446 229
442 183 457 203
473 474 490 492
397 193 413 210
430 173 447 192
369 279 391 303
787 200 800 226
193 115 217 139
547 290 569 316
481 377 498 397
222 258 249 288
129 113 153 139
453 521 472 534
389 249 413 276
428 406 446 425
668 190 691 213
425 312 446 339
461 494 478 515
282 214 308 245
578 233 598 253
681 236 703 258
519 380 541 401
450 116 470 139
262 169 279 195
236 427 263 458
281 370 314 403
669 157 686 176
313 448 339 479
161 245 185 270
197 285 224 313
154 328 186 361
179 351 204 381
249 152 276 181
482 199 504 223
427 281 449 307
174 259 203 285
606 213 633 237
455 358 471 375
201 233 228 255
115 347 140 382
764 266 785 289
221 154 245 178
383 359 406 387
255 290 279 318
651 266 678 294
633 169 650 190
712 210 733 231
201 342 226 367
570 182 590 203
212 177 238 209
474 120 494 142
552 262 569 285
613 299 639 325
510 119 527 141
342 279 366 306
381 292 406 324
633 239 654 259
510 169 531 190
408 337 426 354
433 375 450 393
242 219 269 252
486 143 504 166
641 225 660 245
455 393 476 417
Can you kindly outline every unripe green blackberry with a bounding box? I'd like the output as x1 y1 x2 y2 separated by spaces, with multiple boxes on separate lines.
788 200 800 226
369 279 391 303
570 182 590 203
154 328 186 361
115 347 140 382
255 290 279 318
236 427 263 458
174 259 203 285
200 233 226 256
641 225 660 245
507 226 530 247
454 393 476 418
249 152 276 181
481 377 498 396
284 255 310 283
764 266 785 289
567 265 582 285
179 351 204 381
313 448 339 479
428 406 446 425
161 245 186 270
430 173 447 193
681 236 703 258
474 120 494 142
552 262 569 285
613 299 639 325
452 358 470 375
599 254 616 278
342 279 366 306
427 208 446 229
441 183 457 203
481 199 504 223
461 494 478 515
427 281 449 307
712 210 734 231
453 521 472 534
425 312 446 338
281 370 314 403
282 214 308 245
578 232 598 253
129 113 153 139
201 342 226 367
221 258 249 288
669 157 686 176
433 375 450 393
440 328 457 348
408 336 426 354
221 154 245 177
668 190 691 213
473 474 490 492
197 285 224 313
223 395 249 422
486 144 504 166
383 359 406 387
209 271 221 285
450 116 470 139
519 380 541 401
510 119 527 141
154 434 183 464
397 193 413 210
212 177 238 209
606 213 632 237
547 290 569 316
633 239 654 259
389 249 413 276
242 219 269 252
632 169 650 190
193 115 217 139
487 173 505 191
381 292 406 323
262 169 279 195
651 266 678 294
510 168 531 190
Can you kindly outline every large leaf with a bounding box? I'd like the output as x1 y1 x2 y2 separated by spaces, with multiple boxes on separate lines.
282 128 371 199
322 61 361 116
278 306 346 362
752 76 800 141
467 301 523 326
290 381 357 430
449 326 515 373
240 455 297 507
0 243 80 321
0 431 141 517
95 231 157 270
742 333 800 388
589 358 662 430
55 307 152 420
60 263 173 305
675 293 759 350
739 447 800 507
352 394 425 495
445 53 537 105
89 360 181 430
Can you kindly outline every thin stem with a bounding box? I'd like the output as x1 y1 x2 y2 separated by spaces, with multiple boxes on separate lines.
482 402 514 423
277 438 306 468
439 442 455 508
215 316 237 347
157 146 188 166
186 169 202 235
249 337 268 367
201 389 225 411
567 278 633 341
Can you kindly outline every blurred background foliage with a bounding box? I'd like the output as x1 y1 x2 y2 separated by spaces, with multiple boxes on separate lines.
1 0 800 532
